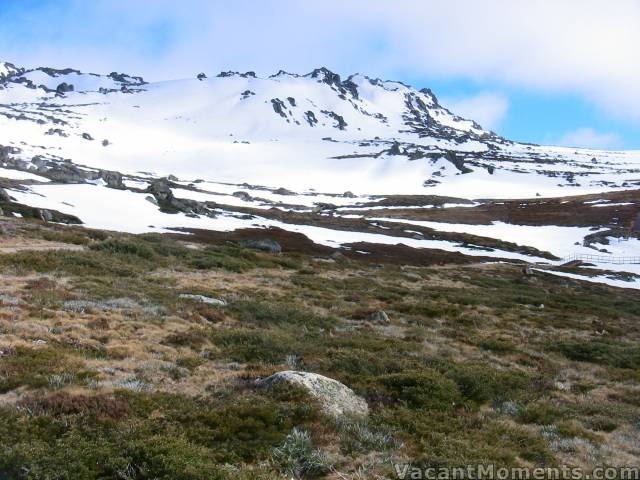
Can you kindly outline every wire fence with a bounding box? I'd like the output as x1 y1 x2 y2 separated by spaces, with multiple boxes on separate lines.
564 253 640 265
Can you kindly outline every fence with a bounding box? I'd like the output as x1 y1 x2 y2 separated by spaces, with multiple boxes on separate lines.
563 253 640 265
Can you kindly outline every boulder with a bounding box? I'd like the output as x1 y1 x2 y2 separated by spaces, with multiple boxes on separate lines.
38 209 54 222
239 238 282 254
330 251 344 260
232 191 252 201
147 178 174 203
370 310 390 324
178 294 226 306
145 195 158 206
146 179 210 215
99 170 124 189
0 188 11 202
443 150 472 174
388 141 402 155
274 187 295 196
403 272 422 281
522 266 534 276
262 371 368 418
56 82 74 94
40 163 93 183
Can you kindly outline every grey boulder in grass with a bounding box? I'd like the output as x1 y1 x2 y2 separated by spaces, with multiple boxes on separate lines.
262 370 368 418
178 294 226 306
239 238 282 254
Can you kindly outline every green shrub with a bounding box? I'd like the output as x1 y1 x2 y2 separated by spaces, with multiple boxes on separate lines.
551 339 640 369
90 238 155 260
186 245 258 272
138 234 190 258
378 370 460 410
16 391 131 418
42 230 91 245
424 361 542 406
229 300 337 329
176 356 206 371
211 328 297 363
517 402 566 425
380 407 555 469
479 338 516 354
395 301 455 319
0 389 318 478
0 347 80 393
584 415 618 432
0 250 145 277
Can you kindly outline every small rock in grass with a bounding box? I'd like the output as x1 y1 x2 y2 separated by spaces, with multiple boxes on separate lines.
239 238 282 254
178 294 226 306
403 272 422 281
370 310 390 324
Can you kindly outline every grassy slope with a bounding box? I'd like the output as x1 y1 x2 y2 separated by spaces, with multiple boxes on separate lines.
0 217 639 479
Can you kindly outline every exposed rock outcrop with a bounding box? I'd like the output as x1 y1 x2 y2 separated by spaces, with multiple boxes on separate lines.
370 310 390 324
0 188 12 202
239 238 282 254
178 294 226 306
55 82 74 94
146 178 211 216
99 170 125 189
443 150 472 174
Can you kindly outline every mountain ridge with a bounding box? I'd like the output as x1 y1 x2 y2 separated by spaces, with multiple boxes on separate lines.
1 60 639 198
1 60 640 290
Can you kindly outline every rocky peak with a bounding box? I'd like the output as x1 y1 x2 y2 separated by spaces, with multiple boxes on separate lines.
37 67 81 77
107 72 147 86
269 70 300 79
217 71 257 79
306 67 359 99
419 87 441 108
306 67 341 86
0 61 23 81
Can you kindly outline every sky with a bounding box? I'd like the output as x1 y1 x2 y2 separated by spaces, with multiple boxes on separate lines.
1 0 639 149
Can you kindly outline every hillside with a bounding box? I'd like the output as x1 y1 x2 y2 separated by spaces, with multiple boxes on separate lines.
1 60 640 478
2 62 640 290
0 216 640 478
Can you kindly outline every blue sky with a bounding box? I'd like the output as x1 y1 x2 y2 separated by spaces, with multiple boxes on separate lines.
1 0 639 149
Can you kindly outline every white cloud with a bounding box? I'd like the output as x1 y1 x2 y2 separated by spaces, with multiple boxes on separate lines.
2 0 639 124
554 128 622 150
441 92 508 131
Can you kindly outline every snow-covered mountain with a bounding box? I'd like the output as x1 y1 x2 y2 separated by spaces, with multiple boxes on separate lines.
2 61 639 197
2 61 640 288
